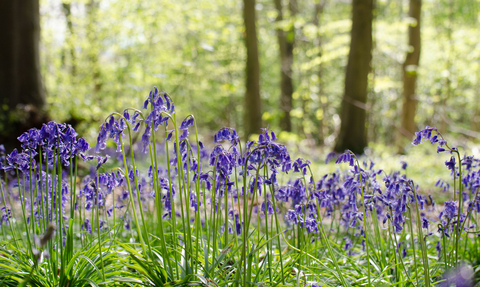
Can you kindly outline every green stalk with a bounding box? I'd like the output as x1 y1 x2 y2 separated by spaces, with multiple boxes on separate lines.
307 165 349 287
262 165 272 283
95 172 106 282
56 150 65 280
0 177 19 249
350 153 371 286
255 184 260 267
184 141 194 270
244 161 264 287
387 223 398 281
127 124 154 258
407 206 420 287
44 150 56 284
410 182 430 287
164 126 180 279
148 144 173 277
454 151 463 266
191 116 204 274
18 172 36 267
210 156 219 263
172 114 193 270
438 223 448 271
145 106 172 275
118 136 147 256
235 146 264 287
229 183 239 248
224 176 229 249
389 209 410 283
39 146 47 233
371 208 386 268
266 178 285 284
28 164 36 235
70 157 77 220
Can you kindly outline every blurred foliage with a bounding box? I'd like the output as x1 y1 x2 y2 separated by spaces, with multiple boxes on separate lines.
40 0 480 147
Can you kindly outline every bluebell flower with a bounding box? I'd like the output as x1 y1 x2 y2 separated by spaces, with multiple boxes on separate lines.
214 127 240 145
422 216 429 229
439 201 458 221
96 155 110 170
83 219 92 233
285 210 298 224
445 156 456 172
335 151 353 166
436 240 442 257
343 237 353 251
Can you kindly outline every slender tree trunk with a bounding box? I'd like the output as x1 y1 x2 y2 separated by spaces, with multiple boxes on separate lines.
274 0 297 132
62 2 77 76
314 0 325 145
334 0 373 154
87 0 102 95
441 0 454 134
366 0 377 145
0 0 47 151
243 0 262 137
398 0 421 152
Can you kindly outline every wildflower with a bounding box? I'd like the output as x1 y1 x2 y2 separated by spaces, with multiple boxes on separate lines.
412 126 437 146
445 156 456 172
214 127 239 145
436 240 442 257
439 201 458 222
335 151 354 166
422 217 429 229
96 155 110 170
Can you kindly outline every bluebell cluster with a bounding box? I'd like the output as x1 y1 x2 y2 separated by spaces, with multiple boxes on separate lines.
1 88 480 286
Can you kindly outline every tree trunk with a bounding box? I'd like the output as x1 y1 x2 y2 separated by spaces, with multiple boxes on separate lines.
0 0 47 151
440 0 454 134
334 0 373 154
62 2 77 76
314 0 325 145
87 0 102 95
398 0 421 151
274 0 297 132
243 0 262 137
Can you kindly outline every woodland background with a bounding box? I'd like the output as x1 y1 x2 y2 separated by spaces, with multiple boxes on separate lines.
1 0 480 154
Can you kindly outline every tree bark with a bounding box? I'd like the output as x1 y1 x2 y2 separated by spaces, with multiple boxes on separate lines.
0 0 47 151
398 0 421 151
243 0 262 137
274 0 297 132
334 0 373 154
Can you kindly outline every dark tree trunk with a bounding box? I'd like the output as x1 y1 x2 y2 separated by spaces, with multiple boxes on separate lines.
274 0 297 132
398 0 421 151
0 0 47 151
243 0 262 137
334 0 373 154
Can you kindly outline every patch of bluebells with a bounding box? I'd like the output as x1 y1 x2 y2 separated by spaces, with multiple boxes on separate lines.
0 121 93 239
4 91 480 286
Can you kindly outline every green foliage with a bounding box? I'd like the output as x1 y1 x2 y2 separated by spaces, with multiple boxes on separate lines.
39 0 480 146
